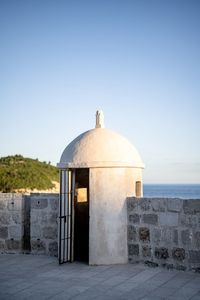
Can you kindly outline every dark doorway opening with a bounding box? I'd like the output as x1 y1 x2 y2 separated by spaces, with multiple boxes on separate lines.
74 168 89 262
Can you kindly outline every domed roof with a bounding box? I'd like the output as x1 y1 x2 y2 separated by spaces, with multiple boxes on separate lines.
57 111 144 169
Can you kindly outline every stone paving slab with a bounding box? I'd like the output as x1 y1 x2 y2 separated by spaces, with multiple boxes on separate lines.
0 254 199 300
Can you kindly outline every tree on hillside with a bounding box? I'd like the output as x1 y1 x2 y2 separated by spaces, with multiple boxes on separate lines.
0 155 59 192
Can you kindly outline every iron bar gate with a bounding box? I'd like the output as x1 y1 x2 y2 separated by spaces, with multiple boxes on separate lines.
58 169 75 264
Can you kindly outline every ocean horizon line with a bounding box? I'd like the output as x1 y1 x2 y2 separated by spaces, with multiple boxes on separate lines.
143 183 200 185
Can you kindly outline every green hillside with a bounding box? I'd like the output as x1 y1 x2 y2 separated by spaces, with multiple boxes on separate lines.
0 155 59 192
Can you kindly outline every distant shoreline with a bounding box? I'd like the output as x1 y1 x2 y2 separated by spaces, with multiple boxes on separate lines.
143 184 200 199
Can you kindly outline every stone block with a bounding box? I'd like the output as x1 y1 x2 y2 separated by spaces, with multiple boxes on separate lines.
193 267 200 273
181 230 191 245
128 244 139 256
0 193 13 200
127 199 137 211
30 212 39 224
173 229 178 245
159 212 178 226
5 239 20 250
31 239 46 252
0 240 5 250
172 248 185 261
189 250 200 263
31 225 42 239
11 212 21 224
161 228 172 244
49 241 58 256
49 198 59 211
139 198 151 211
183 200 200 214
0 200 6 210
142 246 151 257
143 214 158 225
180 215 198 228
155 247 169 259
31 211 48 225
128 225 137 241
0 226 8 239
144 261 158 267
31 198 48 209
175 265 186 271
42 226 57 239
139 227 150 242
129 214 140 224
49 212 58 224
151 199 166 212
194 232 200 248
7 197 23 211
152 228 161 243
162 263 174 270
0 212 11 225
9 226 21 239
167 199 182 212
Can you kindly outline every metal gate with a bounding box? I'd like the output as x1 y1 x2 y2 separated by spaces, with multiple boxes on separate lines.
58 169 75 264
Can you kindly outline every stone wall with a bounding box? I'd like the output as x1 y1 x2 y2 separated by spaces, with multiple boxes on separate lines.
0 193 59 256
30 193 59 256
127 197 200 271
1 193 200 270
0 193 24 253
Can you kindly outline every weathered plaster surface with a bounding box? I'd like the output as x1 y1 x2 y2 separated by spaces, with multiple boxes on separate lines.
89 168 142 265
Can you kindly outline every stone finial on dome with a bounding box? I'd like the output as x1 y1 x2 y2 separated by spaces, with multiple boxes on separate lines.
95 110 104 128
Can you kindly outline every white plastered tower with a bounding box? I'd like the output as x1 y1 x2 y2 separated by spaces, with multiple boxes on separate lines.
57 110 144 265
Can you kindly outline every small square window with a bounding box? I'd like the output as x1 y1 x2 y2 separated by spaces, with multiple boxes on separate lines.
76 188 87 203
136 181 142 197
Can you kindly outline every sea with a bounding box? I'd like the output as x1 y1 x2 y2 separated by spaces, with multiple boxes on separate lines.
143 184 200 199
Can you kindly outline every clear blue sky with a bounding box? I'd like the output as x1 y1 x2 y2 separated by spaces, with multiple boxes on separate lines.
0 0 200 183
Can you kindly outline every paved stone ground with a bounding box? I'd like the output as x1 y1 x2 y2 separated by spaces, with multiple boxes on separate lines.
0 254 199 300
